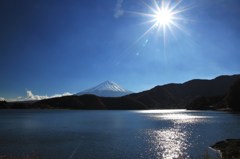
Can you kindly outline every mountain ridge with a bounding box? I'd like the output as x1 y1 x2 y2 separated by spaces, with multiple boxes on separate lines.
1 74 240 110
76 81 133 97
127 74 240 109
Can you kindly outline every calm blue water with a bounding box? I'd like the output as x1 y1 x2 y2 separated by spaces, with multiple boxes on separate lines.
0 110 240 159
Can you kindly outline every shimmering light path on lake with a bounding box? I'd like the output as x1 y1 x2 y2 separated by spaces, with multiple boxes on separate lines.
0 110 240 159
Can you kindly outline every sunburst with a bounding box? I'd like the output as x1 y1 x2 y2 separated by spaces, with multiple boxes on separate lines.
135 0 189 43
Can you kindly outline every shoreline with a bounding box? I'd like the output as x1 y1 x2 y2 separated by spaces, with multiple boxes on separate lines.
211 139 240 159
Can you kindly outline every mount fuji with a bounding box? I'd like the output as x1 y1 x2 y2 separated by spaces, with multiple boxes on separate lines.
76 81 133 97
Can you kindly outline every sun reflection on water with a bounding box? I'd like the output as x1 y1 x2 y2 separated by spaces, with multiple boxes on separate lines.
139 110 211 159
159 113 210 124
146 128 189 159
138 110 211 123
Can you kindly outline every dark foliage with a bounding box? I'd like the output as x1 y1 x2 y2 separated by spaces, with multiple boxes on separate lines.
0 101 7 108
227 79 240 111
102 96 147 110
186 96 225 110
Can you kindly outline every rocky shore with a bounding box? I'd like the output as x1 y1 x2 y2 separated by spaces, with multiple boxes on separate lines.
211 139 240 159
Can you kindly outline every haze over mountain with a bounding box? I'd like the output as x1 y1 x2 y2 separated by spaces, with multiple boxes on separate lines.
76 81 133 97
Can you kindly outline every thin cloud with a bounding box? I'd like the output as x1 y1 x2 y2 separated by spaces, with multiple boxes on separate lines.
50 92 72 98
0 97 5 101
6 90 72 102
25 90 72 100
114 0 124 18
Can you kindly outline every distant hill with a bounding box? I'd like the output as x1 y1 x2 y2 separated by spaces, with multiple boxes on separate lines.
127 74 240 109
226 78 240 111
76 81 133 97
33 95 146 110
1 74 240 110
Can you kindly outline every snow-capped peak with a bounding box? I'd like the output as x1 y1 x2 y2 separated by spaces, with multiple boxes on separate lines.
76 81 133 97
86 81 127 92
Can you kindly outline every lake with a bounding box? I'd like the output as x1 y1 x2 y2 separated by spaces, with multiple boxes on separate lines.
0 110 240 159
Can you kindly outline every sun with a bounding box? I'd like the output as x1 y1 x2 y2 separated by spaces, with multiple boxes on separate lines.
134 0 189 42
150 0 178 30
154 8 174 26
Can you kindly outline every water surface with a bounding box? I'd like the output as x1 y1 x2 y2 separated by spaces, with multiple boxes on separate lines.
0 110 240 159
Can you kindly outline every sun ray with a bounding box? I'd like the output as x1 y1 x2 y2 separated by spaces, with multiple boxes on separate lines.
133 0 189 43
136 23 158 43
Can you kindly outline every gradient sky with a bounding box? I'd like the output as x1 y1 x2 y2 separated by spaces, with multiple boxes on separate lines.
1 0 240 100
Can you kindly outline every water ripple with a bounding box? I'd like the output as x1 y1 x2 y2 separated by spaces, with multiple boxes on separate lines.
145 127 190 159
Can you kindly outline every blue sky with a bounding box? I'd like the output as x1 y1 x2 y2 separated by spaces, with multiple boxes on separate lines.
1 0 240 100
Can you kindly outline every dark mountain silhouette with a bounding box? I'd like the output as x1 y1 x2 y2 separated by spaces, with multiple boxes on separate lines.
226 79 240 111
186 96 225 110
1 74 239 110
33 95 147 110
186 77 240 110
0 95 146 110
128 74 240 109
